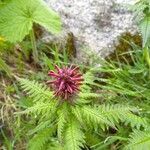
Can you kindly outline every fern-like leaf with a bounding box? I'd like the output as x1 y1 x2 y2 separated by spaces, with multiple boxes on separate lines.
46 140 63 150
57 103 68 142
83 71 95 85
19 78 53 102
125 130 150 150
123 113 147 129
28 128 53 150
99 104 147 129
28 119 53 135
0 0 61 43
79 92 101 99
64 118 85 150
81 106 115 130
18 100 58 119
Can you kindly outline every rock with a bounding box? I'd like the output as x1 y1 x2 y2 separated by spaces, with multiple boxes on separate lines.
45 0 137 62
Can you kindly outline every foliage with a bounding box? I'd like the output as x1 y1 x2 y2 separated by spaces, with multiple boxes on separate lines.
132 0 150 47
0 0 62 62
0 38 12 76
94 6 150 149
0 56 11 76
96 46 150 104
0 0 150 149
0 0 61 43
125 130 150 150
17 72 147 150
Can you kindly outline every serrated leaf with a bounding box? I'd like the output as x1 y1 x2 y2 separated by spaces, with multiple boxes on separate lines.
0 0 62 43
28 128 53 150
57 104 68 142
18 78 53 103
64 118 85 150
125 130 150 150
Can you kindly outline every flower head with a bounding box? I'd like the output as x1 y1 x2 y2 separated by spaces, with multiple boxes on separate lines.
47 65 83 100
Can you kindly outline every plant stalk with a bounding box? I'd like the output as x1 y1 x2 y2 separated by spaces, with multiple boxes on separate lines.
30 28 38 63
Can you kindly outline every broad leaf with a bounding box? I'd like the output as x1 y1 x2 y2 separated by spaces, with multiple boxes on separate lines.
0 0 62 43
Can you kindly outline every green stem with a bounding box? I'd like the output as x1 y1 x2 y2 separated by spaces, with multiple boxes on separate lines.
143 47 150 78
30 28 38 63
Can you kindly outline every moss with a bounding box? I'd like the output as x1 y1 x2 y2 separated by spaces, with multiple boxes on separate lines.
106 32 142 63
65 32 76 57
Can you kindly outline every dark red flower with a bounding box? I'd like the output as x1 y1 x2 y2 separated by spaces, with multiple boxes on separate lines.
47 65 84 100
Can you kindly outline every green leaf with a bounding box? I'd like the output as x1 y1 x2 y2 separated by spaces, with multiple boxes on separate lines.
139 16 150 47
18 78 53 103
28 119 52 135
64 118 85 150
57 104 68 142
99 104 147 129
125 130 150 150
46 140 63 150
28 128 53 150
0 0 62 43
0 57 11 76
79 92 101 99
81 106 115 130
18 101 57 116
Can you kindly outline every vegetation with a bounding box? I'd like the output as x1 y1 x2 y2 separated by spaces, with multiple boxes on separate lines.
0 0 150 150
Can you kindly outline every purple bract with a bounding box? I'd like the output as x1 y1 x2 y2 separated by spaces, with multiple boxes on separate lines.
47 65 83 100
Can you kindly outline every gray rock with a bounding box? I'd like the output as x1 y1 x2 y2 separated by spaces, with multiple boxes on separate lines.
45 0 137 62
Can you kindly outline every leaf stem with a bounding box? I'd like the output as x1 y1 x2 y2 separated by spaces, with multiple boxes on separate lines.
30 28 38 63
